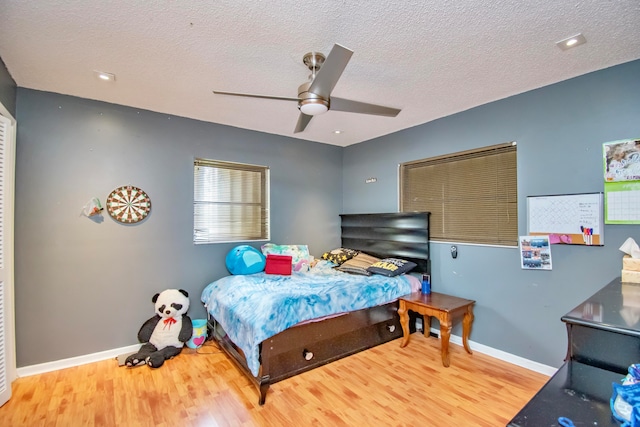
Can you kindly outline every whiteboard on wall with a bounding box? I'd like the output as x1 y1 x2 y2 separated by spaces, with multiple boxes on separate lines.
527 193 604 246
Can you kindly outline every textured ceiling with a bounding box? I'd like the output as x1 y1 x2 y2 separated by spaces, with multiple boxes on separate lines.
1 1 639 146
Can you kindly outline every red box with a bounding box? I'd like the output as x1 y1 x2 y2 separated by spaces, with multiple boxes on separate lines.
265 254 292 275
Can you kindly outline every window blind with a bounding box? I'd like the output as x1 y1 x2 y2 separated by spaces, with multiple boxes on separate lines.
194 158 270 244
400 142 518 246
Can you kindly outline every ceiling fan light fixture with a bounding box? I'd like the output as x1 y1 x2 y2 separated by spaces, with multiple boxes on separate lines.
299 99 329 116
213 44 401 134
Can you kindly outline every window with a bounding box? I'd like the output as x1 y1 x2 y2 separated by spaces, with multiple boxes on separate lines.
400 142 517 246
194 158 270 244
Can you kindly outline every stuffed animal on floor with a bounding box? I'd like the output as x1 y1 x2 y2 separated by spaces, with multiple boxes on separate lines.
125 289 193 368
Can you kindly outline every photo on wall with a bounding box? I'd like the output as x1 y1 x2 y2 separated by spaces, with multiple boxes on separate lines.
519 235 552 270
604 138 640 182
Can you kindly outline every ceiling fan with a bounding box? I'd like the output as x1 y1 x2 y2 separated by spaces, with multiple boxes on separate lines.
213 43 401 133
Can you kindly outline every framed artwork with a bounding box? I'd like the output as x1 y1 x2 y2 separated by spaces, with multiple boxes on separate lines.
107 185 151 224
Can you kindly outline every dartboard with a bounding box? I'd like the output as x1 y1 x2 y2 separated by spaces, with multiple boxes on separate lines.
107 185 151 224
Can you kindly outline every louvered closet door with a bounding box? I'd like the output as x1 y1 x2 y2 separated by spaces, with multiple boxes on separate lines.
0 113 15 407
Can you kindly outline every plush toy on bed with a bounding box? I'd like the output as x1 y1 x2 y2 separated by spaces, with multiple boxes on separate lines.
125 289 193 369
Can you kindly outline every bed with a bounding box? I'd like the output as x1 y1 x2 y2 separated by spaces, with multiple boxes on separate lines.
201 212 430 405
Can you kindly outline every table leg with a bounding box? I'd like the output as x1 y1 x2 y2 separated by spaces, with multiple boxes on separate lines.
423 315 432 337
462 305 474 355
399 301 410 348
439 315 452 367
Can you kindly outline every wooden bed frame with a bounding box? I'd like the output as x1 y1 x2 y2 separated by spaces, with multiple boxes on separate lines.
209 212 430 405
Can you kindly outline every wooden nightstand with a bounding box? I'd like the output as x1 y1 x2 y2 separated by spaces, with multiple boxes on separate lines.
398 292 475 367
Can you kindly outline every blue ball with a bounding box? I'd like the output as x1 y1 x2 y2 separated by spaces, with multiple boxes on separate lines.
225 245 266 275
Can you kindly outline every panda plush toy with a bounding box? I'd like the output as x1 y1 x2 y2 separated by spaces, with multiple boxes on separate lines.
125 289 193 368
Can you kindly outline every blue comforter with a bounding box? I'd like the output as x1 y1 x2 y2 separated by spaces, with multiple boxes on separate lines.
201 261 413 376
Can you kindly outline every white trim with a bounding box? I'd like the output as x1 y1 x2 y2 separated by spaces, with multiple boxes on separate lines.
0 102 15 124
16 333 558 378
431 327 557 376
0 110 17 408
16 344 140 377
430 240 518 250
397 163 400 212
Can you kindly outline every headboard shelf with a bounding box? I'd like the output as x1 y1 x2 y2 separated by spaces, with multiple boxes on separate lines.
340 212 430 274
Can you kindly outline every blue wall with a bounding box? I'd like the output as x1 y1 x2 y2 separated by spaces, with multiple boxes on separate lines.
343 59 640 368
14 89 343 366
11 59 640 370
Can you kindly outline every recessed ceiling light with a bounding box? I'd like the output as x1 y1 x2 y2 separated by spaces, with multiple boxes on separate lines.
333 130 343 134
94 70 116 82
556 33 586 51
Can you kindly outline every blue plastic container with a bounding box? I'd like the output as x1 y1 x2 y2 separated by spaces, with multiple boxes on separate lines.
186 318 208 349
421 274 431 294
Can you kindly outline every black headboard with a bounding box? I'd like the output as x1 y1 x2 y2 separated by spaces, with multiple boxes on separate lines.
340 212 430 274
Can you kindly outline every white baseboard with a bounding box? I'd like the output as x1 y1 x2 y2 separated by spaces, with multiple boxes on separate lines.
16 334 558 378
432 328 557 377
16 344 140 377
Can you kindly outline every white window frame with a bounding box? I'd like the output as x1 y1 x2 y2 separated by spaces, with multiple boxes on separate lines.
193 158 270 244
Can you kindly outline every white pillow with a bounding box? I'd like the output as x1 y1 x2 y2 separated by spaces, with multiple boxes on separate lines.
261 244 312 271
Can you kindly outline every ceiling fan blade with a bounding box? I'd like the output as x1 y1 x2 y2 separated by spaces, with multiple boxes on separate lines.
330 97 401 117
308 44 353 98
213 90 298 102
294 113 313 133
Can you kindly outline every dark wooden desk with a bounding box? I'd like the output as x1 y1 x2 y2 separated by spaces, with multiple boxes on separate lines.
508 360 621 426
398 292 475 367
509 277 639 426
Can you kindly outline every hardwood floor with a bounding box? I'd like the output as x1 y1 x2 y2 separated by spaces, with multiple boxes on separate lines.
1 334 549 426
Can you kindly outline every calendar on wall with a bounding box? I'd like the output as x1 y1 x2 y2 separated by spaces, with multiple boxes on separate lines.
603 138 640 224
605 182 640 224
